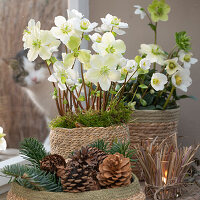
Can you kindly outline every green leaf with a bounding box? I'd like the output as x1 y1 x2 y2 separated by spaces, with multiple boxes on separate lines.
83 34 90 41
112 31 117 37
156 105 164 110
46 59 51 66
148 23 156 31
71 85 77 91
139 84 148 89
110 90 117 95
175 31 191 52
77 96 85 101
136 93 141 99
140 99 147 106
176 95 197 100
19 138 48 168
50 56 57 64
67 36 81 51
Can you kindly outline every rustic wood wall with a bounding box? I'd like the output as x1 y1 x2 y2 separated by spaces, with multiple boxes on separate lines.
0 0 68 148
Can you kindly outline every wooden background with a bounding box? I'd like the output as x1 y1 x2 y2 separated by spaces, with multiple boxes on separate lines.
0 0 68 148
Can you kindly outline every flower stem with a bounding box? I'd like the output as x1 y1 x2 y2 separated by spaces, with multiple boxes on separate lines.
80 63 88 110
153 22 158 71
154 22 157 44
163 86 175 110
45 61 62 116
143 8 153 24
168 45 178 59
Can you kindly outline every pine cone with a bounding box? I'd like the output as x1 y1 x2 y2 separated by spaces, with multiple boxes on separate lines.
87 147 107 170
57 147 104 192
40 154 66 174
97 153 132 188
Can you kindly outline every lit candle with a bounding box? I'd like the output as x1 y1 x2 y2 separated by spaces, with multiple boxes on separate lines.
162 170 168 184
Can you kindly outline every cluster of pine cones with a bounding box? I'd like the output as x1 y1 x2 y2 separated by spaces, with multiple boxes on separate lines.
40 146 132 193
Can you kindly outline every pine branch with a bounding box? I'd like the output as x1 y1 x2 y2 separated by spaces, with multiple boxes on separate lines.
19 138 48 167
1 164 29 179
25 168 62 192
1 164 62 192
109 140 136 161
89 139 109 153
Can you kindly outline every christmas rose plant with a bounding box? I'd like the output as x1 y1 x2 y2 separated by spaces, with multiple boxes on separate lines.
122 0 198 110
22 10 136 127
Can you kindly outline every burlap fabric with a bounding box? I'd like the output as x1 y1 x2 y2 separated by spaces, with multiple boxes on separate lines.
129 108 180 180
50 125 129 159
7 175 146 200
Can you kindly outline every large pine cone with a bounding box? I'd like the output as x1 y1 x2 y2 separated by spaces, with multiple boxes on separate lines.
57 147 106 192
40 154 66 174
97 153 132 188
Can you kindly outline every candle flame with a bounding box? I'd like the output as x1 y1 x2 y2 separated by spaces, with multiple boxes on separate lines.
162 170 168 184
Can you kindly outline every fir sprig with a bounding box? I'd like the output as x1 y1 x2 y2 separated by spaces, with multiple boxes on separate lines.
19 138 48 168
1 164 62 192
89 139 109 153
109 140 136 162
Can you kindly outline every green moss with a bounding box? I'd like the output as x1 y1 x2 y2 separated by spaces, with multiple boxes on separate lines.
50 102 132 129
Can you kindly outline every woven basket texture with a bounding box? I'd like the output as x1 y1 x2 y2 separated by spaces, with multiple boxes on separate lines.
50 125 129 159
129 108 180 180
7 175 146 200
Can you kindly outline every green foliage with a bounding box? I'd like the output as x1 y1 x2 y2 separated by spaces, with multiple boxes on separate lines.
89 139 109 153
109 140 136 162
90 139 136 163
1 164 62 192
19 138 48 168
83 34 90 41
50 102 132 129
1 164 29 180
123 70 179 110
175 31 191 52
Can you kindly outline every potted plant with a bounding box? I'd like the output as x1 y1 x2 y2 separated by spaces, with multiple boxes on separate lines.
22 9 136 159
115 0 198 178
2 138 145 200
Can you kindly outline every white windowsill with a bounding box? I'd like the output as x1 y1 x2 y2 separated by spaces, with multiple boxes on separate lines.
0 156 26 194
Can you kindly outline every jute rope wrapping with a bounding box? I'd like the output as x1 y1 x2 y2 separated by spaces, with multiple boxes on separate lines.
7 175 146 200
50 125 129 159
129 108 180 180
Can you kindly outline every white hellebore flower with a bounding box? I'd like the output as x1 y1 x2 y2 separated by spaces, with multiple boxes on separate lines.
151 73 168 91
51 16 78 45
100 14 128 35
134 5 146 20
48 61 77 91
140 58 151 70
24 29 60 61
74 18 98 33
67 9 83 19
178 50 198 69
0 127 7 151
125 60 138 74
23 19 40 43
139 44 166 65
86 54 121 91
92 32 126 56
172 69 192 92
119 60 138 83
89 33 102 43
165 57 182 75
